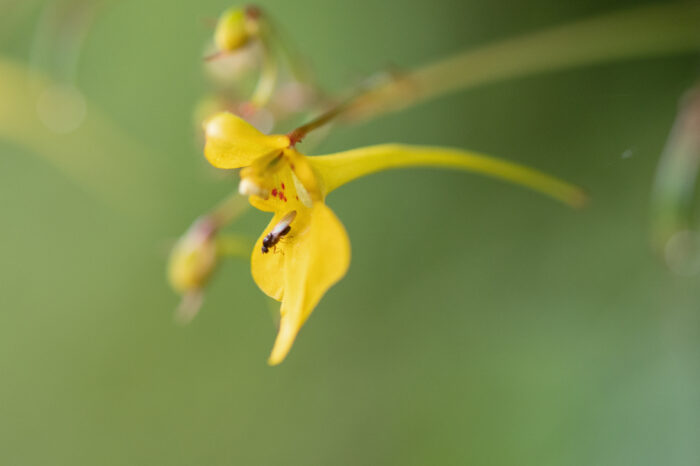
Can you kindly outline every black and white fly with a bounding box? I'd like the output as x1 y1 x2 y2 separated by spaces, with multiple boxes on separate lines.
261 210 297 253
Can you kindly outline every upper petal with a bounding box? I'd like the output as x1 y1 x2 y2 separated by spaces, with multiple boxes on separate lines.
204 112 290 169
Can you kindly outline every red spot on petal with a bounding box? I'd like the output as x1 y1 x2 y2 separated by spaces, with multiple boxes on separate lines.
281 182 286 190
271 188 277 196
295 195 299 200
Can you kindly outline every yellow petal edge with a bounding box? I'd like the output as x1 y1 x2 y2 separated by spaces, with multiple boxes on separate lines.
204 112 290 169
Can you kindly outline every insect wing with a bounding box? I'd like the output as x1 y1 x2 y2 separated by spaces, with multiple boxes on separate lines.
270 210 297 236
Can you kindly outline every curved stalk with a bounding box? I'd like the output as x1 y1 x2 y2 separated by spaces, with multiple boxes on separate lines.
337 1 700 123
310 144 587 208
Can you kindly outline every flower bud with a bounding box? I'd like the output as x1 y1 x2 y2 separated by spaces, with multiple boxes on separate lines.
168 218 218 295
214 8 250 53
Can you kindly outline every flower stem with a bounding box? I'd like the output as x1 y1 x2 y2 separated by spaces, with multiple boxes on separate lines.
209 190 250 227
340 1 700 122
651 84 700 250
287 101 349 145
216 234 253 257
249 31 279 107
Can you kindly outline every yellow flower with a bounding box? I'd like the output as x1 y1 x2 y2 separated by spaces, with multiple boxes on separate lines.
204 112 586 364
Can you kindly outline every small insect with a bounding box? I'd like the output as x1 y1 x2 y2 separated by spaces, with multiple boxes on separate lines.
261 210 297 254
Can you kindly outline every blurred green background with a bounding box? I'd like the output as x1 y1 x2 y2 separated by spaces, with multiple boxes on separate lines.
1 0 699 464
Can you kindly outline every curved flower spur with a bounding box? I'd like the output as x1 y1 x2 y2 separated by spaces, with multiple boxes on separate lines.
203 110 587 365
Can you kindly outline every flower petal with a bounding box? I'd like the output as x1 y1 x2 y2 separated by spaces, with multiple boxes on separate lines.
249 160 323 303
267 203 350 365
251 212 290 300
285 148 323 201
204 112 290 169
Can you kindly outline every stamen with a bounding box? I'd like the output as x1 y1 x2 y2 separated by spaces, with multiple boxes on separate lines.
239 150 286 198
291 171 312 207
250 150 284 174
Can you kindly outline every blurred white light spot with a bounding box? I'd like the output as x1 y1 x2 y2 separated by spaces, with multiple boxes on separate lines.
664 229 700 276
36 84 87 134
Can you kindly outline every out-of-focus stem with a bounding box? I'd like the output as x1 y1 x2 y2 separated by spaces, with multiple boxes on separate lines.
287 101 349 145
29 0 103 87
249 32 279 107
341 1 700 122
651 84 700 251
262 13 314 86
216 234 253 257
209 190 250 227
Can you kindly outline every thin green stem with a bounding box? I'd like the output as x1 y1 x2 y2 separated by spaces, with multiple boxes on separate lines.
340 1 700 122
651 84 700 249
261 12 314 86
287 101 349 145
209 190 250 227
250 31 279 107
215 234 253 257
